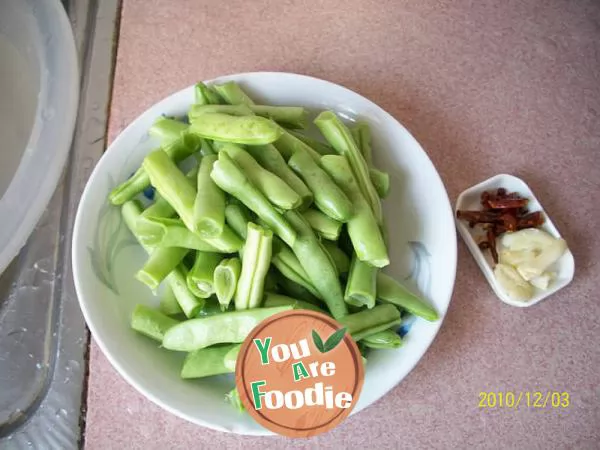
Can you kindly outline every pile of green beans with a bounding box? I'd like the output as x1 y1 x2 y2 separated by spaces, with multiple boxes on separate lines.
110 81 440 411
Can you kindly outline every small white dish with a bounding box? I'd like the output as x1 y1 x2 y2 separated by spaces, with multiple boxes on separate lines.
455 174 575 308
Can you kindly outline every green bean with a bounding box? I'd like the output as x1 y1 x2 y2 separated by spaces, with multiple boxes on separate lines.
159 284 183 316
122 201 203 318
149 117 188 146
224 202 251 240
248 105 307 129
196 297 231 317
186 251 223 298
274 275 322 305
194 81 224 105
190 104 307 128
350 121 373 166
135 246 189 291
321 155 389 267
189 113 283 145
131 304 180 343
351 122 390 199
288 149 353 222
321 241 350 277
211 152 297 247
212 81 256 106
370 168 390 199
301 208 342 240
135 216 242 253
142 149 197 232
226 388 245 412
263 293 325 313
210 81 320 160
271 238 322 299
284 210 347 319
315 111 382 223
140 166 198 220
219 143 301 210
193 154 226 237
189 104 254 120
180 344 239 379
109 133 201 205
165 266 204 318
235 223 273 310
162 306 292 351
214 257 241 311
361 330 403 349
224 344 242 371
337 304 401 340
274 128 323 162
376 273 439 321
245 144 313 209
345 254 377 309
288 130 335 155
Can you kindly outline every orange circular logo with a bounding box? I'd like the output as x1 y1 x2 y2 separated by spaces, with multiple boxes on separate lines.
235 309 364 437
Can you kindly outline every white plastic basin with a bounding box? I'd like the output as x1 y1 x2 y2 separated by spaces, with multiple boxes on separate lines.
0 0 79 274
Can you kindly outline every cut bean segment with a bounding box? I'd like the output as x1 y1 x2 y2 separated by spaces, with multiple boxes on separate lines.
162 306 292 351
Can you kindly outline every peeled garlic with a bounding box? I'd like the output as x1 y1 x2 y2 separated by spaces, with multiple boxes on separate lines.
500 228 567 283
529 272 555 290
499 249 539 266
501 228 556 251
494 263 534 302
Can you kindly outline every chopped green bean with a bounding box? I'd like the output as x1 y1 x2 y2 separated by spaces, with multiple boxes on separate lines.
322 241 350 277
181 344 238 379
122 201 203 318
301 208 342 240
235 223 273 310
376 273 439 321
338 304 401 340
194 81 224 105
143 149 197 232
361 330 403 349
189 113 283 145
135 246 189 291
162 306 292 351
345 254 377 309
214 257 241 311
321 155 389 267
149 117 188 146
315 111 382 223
288 149 353 222
159 284 183 316
193 154 226 237
288 130 335 155
211 151 297 247
245 144 313 209
284 210 347 319
109 133 201 205
219 143 301 210
186 251 223 298
212 81 256 106
131 304 180 343
263 293 325 313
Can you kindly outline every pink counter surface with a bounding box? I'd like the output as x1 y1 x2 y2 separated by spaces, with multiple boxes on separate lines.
85 0 600 448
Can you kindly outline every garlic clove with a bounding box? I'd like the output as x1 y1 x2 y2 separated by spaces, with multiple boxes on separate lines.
499 249 539 266
494 263 534 302
529 272 555 290
516 238 567 280
501 228 556 251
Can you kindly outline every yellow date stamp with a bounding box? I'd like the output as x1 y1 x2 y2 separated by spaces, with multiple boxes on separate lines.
478 391 570 410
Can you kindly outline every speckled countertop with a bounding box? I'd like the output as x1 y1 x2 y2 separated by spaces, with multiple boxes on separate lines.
84 0 600 448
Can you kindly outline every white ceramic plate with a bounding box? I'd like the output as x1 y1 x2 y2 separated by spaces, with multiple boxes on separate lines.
72 72 457 435
455 173 575 307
